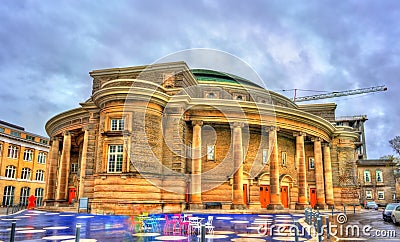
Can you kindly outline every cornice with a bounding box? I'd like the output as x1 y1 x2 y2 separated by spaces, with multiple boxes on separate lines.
45 107 89 137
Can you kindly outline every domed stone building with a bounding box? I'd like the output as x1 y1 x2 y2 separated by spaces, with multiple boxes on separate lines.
45 61 360 214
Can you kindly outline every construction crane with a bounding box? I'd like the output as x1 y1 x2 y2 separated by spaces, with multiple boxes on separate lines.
293 85 388 102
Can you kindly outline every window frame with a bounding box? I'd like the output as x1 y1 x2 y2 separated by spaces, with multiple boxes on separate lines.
110 118 124 131
7 145 19 159
364 170 371 183
3 186 15 206
23 149 34 161
21 167 31 180
365 190 373 199
5 165 16 178
35 170 45 181
281 152 287 166
71 163 79 173
107 144 124 173
309 157 315 170
35 188 44 206
20 187 30 206
207 145 215 161
376 170 383 183
378 191 385 200
37 152 47 164
262 149 269 164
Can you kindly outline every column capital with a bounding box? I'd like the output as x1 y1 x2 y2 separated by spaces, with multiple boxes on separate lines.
62 131 72 136
231 122 244 128
51 136 62 142
266 126 280 132
322 142 331 148
192 120 203 126
293 131 306 137
311 137 323 142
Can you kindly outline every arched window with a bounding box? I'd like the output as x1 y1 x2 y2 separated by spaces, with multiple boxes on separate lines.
20 187 30 206
7 145 19 159
23 149 34 161
5 165 16 178
35 170 45 181
38 152 47 164
3 186 15 206
35 188 44 206
21 168 31 180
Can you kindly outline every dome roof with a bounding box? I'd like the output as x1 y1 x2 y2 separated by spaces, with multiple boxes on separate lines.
191 69 263 89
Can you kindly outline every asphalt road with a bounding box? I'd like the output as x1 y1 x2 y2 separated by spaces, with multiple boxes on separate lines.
333 208 400 241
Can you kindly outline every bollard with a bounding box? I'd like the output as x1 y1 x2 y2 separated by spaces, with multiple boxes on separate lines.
325 216 330 239
200 224 206 242
343 204 346 215
10 221 16 242
305 209 309 224
75 223 81 242
331 205 334 217
294 221 299 242
317 206 320 214
353 204 356 214
317 217 322 242
6 205 9 215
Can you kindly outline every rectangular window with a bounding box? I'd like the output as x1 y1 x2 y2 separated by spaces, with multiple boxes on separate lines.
7 145 19 159
40 139 48 145
0 127 4 133
3 186 15 206
378 191 384 200
364 170 371 183
309 157 315 170
26 135 35 141
376 170 383 183
35 170 45 181
38 152 47 164
111 118 124 131
207 145 215 161
21 168 31 180
11 131 21 137
35 188 44 206
107 145 123 173
23 149 34 161
365 190 372 199
71 163 78 173
281 152 287 166
262 149 269 164
5 165 16 178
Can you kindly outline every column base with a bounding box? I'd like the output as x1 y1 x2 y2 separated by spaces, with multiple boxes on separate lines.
295 203 310 210
189 203 203 210
231 204 247 210
267 203 284 210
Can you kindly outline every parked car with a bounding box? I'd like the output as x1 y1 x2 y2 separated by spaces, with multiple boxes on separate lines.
383 203 400 222
391 205 400 224
365 201 378 210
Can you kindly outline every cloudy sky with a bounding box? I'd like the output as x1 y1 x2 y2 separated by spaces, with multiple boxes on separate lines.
0 0 399 158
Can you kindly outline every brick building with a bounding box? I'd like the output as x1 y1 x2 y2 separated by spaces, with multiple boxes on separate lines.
0 120 49 207
357 159 397 206
45 61 364 214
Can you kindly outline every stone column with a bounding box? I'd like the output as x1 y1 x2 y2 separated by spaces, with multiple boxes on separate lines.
313 137 326 208
295 132 309 209
191 120 203 208
232 122 245 209
45 137 60 202
78 128 89 199
323 143 334 206
267 126 283 210
56 131 71 202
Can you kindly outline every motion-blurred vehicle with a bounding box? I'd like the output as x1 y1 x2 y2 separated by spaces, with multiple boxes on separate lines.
383 203 400 222
365 201 378 210
391 205 400 224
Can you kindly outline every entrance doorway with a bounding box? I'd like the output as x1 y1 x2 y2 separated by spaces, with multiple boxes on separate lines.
280 186 289 208
243 184 248 205
260 185 270 208
68 188 76 204
310 188 317 208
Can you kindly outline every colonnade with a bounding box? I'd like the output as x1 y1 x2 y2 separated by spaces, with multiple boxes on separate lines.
190 121 335 209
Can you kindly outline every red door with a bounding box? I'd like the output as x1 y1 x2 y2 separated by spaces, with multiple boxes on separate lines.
68 188 76 204
260 185 271 208
243 184 248 205
310 188 317 208
280 186 289 208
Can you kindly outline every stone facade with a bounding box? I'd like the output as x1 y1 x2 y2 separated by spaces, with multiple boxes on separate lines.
357 159 397 206
45 61 364 214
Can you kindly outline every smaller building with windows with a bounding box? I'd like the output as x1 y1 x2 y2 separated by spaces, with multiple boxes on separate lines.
357 159 397 206
0 120 49 207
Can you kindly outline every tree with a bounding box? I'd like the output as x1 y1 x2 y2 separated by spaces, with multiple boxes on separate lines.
389 136 400 156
